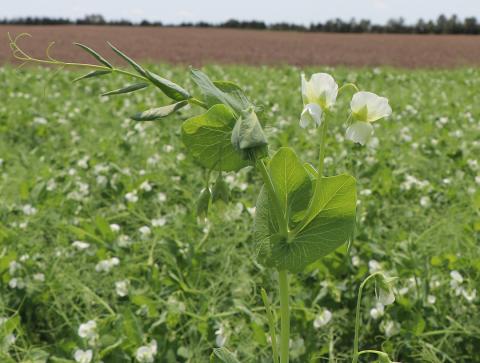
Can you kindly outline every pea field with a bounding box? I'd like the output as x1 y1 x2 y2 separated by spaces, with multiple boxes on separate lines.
0 60 480 363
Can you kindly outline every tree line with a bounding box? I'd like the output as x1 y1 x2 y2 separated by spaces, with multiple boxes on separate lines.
2 14 480 34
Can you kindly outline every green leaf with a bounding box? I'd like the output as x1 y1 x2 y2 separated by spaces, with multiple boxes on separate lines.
268 147 310 220
120 309 143 346
107 42 147 77
145 70 190 101
74 43 113 68
181 104 249 172
190 68 251 113
210 348 241 363
101 83 149 96
73 70 111 83
131 101 188 121
255 151 356 272
231 108 268 160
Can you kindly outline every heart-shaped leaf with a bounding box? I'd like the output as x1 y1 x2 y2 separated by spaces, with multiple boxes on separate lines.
181 104 249 172
255 148 356 272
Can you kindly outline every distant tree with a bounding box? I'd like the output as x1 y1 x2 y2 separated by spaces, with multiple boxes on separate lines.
76 14 106 25
464 17 479 34
2 14 480 34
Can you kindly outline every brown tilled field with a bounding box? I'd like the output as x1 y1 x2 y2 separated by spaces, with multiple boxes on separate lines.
2 25 480 68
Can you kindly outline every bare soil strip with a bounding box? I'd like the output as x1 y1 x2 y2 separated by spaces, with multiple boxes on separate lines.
2 25 480 68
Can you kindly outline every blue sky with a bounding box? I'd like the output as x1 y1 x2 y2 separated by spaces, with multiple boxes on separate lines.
3 0 480 24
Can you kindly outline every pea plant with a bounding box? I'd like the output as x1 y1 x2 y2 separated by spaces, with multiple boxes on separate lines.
9 33 397 363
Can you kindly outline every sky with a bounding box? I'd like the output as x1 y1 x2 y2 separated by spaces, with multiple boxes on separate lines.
2 0 480 25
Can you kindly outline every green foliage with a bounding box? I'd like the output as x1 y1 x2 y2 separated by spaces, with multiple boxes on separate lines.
0 64 479 363
255 148 356 272
182 104 249 171
212 175 230 204
210 347 241 363
190 68 252 114
231 107 268 160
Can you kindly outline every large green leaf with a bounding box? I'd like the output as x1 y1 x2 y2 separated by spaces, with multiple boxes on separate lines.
255 150 356 272
190 68 251 113
268 147 311 221
181 104 249 172
210 348 241 363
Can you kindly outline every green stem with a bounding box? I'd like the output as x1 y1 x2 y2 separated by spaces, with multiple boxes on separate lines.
352 272 382 363
278 269 290 363
315 115 329 191
256 159 288 237
261 289 279 363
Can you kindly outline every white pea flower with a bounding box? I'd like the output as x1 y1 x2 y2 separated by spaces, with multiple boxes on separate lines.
368 259 382 274
125 191 139 203
313 309 332 329
462 288 477 303
115 280 130 297
78 320 97 340
4 333 16 347
420 196 431 208
8 277 25 289
300 103 322 129
450 270 463 284
33 273 45 282
9 261 22 275
140 181 152 192
370 302 384 319
135 340 157 363
157 192 167 202
139 226 151 238
376 274 396 306
110 224 121 233
72 241 90 251
74 349 93 363
95 258 120 273
346 91 392 145
151 217 166 227
300 73 338 128
215 325 228 347
22 204 37 216
427 295 436 304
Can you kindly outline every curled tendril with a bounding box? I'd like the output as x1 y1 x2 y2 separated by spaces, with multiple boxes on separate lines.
8 32 35 62
46 41 60 62
7 33 148 82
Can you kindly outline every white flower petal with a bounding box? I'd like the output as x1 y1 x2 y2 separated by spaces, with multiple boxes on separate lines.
378 286 395 305
300 103 323 129
351 91 392 122
345 122 374 145
302 73 338 109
